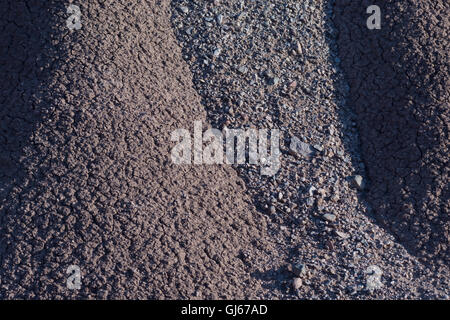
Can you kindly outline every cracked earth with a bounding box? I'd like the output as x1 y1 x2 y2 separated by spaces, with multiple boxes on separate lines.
0 0 448 299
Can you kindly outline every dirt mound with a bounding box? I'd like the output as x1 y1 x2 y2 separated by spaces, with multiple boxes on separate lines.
0 0 448 300
332 0 449 264
0 1 277 299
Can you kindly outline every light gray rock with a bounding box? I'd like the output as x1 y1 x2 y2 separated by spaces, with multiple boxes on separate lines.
292 277 302 290
178 6 189 14
238 66 248 74
350 175 364 190
217 14 224 25
290 136 315 159
323 213 337 222
336 230 350 239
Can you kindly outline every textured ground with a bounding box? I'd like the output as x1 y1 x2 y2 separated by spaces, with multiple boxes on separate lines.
0 0 448 299
333 0 449 265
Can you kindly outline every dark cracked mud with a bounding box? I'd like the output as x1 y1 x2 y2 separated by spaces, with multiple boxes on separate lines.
333 0 449 265
0 0 448 299
0 0 282 299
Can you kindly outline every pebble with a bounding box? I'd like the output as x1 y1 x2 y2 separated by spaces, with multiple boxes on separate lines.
290 136 315 159
213 48 222 57
289 263 307 277
317 188 326 197
292 278 302 290
217 14 224 25
322 213 337 222
238 66 248 74
350 175 364 190
336 230 350 239
295 41 303 55
178 6 189 14
313 144 324 152
270 205 276 214
331 193 340 202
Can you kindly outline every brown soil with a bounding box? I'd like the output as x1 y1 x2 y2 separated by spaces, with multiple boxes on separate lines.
0 0 448 299
0 0 279 299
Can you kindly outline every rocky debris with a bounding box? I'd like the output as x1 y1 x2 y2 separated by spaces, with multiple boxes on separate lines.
177 6 189 14
322 213 337 223
334 0 449 264
0 0 280 300
171 0 450 299
238 65 248 74
350 175 364 190
294 41 303 56
290 137 315 159
292 278 303 290
335 230 350 240
270 205 276 214
0 0 446 301
288 263 307 277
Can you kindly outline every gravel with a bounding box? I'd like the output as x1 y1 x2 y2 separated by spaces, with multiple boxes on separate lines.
171 0 449 299
0 0 447 300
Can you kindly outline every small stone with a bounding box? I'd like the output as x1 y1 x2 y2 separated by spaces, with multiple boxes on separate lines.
336 230 350 239
313 144 324 152
238 66 248 74
289 263 307 277
290 136 315 159
278 192 283 200
292 278 302 290
306 198 314 206
295 42 303 55
217 14 224 25
350 175 364 190
322 213 337 222
270 205 276 214
178 6 189 14
213 48 222 57
185 27 193 35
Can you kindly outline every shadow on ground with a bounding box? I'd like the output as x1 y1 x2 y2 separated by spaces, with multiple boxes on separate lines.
0 1 73 298
329 0 448 264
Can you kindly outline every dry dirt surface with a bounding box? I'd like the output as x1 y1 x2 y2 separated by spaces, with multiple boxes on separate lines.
0 0 282 299
0 0 448 299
